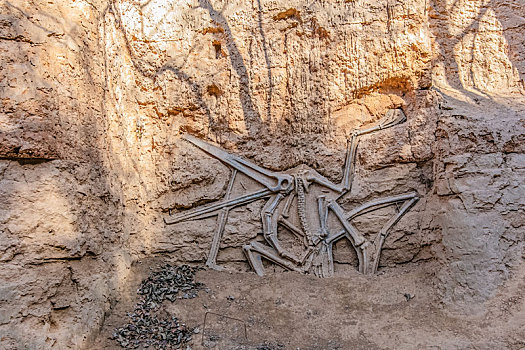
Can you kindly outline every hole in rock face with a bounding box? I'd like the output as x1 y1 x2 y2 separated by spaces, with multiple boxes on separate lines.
212 40 222 59
207 84 222 97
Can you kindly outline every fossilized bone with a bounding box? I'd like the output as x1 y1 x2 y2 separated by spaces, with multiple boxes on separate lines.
165 108 419 276
205 169 237 270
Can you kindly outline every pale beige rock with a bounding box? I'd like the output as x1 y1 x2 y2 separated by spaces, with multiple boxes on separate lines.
0 0 523 348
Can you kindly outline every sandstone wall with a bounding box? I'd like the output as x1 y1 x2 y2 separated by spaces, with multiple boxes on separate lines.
0 0 523 348
1 1 128 347
104 0 436 266
429 0 525 306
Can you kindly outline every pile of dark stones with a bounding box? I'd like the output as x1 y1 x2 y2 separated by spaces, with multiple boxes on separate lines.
138 264 204 308
112 264 204 349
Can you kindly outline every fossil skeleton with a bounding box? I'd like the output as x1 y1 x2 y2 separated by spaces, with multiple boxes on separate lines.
165 109 419 277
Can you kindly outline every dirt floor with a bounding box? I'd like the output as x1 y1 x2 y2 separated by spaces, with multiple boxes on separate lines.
94 259 525 350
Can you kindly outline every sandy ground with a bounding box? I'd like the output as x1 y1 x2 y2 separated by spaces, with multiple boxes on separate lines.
94 259 525 350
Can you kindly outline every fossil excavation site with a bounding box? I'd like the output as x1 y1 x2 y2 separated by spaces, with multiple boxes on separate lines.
0 0 524 349
166 109 419 277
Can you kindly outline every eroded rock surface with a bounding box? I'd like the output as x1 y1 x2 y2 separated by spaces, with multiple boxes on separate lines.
0 0 523 348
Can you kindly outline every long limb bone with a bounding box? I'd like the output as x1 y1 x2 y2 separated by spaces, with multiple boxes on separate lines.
345 191 419 221
164 188 272 224
278 217 307 244
328 202 366 247
370 193 419 273
354 108 407 137
281 192 295 218
206 170 237 270
327 191 419 274
183 134 293 193
318 196 328 239
262 195 301 264
243 242 303 276
328 201 369 274
340 109 407 194
340 132 359 192
305 109 408 195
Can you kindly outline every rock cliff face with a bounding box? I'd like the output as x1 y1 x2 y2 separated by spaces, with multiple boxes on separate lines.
0 0 523 348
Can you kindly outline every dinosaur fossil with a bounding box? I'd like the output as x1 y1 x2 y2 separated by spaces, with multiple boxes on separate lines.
165 109 419 277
